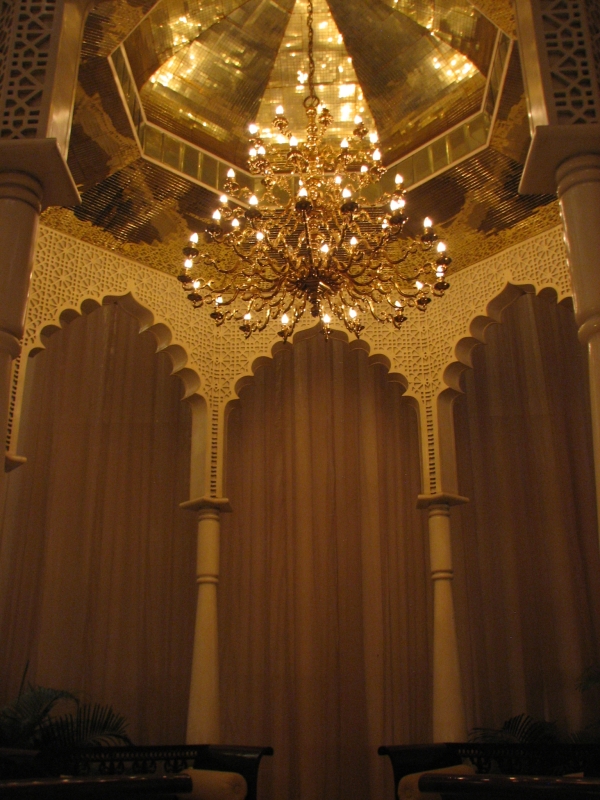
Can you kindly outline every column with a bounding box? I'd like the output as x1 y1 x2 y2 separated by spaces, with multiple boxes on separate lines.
514 0 600 535
180 496 231 744
418 492 468 742
0 0 86 479
556 156 600 538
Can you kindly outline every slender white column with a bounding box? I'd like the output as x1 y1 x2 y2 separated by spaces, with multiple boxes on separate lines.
180 496 231 744
418 492 468 742
556 155 600 541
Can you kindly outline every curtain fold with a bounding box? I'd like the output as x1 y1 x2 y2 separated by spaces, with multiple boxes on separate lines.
219 328 430 800
452 293 600 734
0 304 197 744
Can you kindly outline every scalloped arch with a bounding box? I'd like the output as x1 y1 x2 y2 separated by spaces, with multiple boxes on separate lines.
442 282 571 394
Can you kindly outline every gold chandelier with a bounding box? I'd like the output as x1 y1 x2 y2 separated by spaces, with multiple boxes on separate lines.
178 0 451 340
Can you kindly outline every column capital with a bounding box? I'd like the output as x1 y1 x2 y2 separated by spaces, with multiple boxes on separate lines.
520 126 600 195
0 330 21 360
417 492 469 510
180 496 232 514
0 140 79 209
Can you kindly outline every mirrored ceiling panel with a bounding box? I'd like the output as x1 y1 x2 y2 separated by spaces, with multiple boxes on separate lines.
327 0 487 160
124 0 251 89
131 0 295 164
255 0 376 144
382 0 497 76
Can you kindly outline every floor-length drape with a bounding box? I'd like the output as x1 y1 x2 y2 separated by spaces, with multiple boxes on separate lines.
452 292 600 734
0 303 197 743
219 328 430 800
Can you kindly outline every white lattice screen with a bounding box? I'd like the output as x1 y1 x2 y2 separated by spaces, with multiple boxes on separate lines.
9 223 570 498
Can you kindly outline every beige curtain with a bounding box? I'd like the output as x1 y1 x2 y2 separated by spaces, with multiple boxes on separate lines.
452 292 600 735
219 327 430 800
0 303 197 744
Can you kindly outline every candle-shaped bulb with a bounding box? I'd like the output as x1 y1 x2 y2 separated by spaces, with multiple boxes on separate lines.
231 218 240 228
189 232 199 243
184 258 193 269
349 308 357 319
372 149 381 161
437 241 447 253
424 217 432 228
227 168 236 179
216 296 223 304
275 104 284 115
354 114 362 125
212 210 221 221
415 280 424 290
256 231 265 241
257 146 266 155
243 312 252 320
220 194 228 204
193 280 201 289
281 313 289 325
249 195 259 206
390 199 399 211
249 147 257 157
369 131 378 143
350 236 358 246
395 174 403 185
248 123 259 135
334 175 342 184
360 165 368 173
320 243 330 253
298 187 308 197
342 187 352 198
289 135 299 147
340 138 349 149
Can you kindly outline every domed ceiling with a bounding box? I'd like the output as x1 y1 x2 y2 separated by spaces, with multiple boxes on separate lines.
42 0 560 277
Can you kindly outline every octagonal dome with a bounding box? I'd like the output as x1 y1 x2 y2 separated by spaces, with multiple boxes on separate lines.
121 0 497 169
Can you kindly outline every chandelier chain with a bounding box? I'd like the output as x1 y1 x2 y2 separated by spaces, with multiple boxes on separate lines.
306 0 318 106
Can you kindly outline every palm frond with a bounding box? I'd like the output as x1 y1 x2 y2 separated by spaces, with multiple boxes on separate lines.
576 666 600 693
35 703 131 750
0 686 77 748
470 714 561 743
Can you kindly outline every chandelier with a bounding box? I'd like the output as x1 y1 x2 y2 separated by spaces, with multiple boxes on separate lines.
178 0 451 340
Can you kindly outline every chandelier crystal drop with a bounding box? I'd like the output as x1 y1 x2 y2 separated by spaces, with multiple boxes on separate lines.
178 0 451 341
